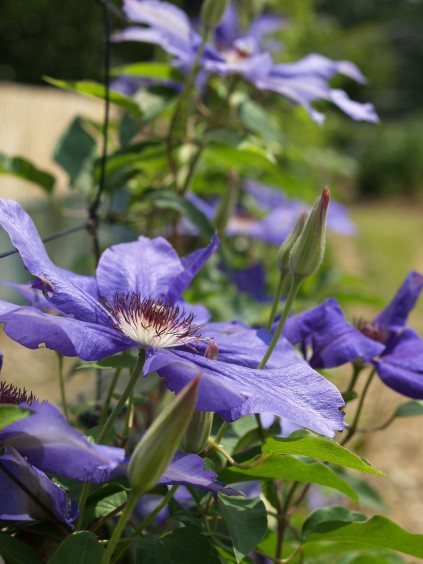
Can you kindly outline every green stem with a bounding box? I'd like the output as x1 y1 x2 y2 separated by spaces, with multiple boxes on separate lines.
266 274 291 332
214 421 229 444
99 350 145 445
99 367 122 425
101 491 140 564
57 353 69 421
111 486 179 564
259 277 302 369
341 368 376 446
76 481 91 530
345 362 363 395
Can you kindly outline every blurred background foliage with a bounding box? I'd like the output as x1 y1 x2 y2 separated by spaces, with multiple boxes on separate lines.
1 0 423 199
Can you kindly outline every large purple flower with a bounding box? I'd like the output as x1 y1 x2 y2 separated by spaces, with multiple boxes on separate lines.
0 199 345 437
283 272 423 398
113 0 378 123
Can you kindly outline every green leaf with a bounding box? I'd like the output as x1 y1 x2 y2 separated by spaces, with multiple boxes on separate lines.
0 534 45 564
0 404 32 430
135 528 220 563
238 100 282 142
263 433 385 475
76 353 137 371
301 506 423 559
53 117 97 189
203 141 276 173
394 400 423 417
44 77 143 119
219 455 358 501
217 495 267 562
145 190 215 240
48 531 105 563
82 483 128 528
0 153 55 193
112 62 183 82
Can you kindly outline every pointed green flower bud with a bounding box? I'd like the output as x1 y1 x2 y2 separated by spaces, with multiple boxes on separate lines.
288 187 330 281
201 0 228 31
182 342 216 454
277 209 308 277
128 376 200 495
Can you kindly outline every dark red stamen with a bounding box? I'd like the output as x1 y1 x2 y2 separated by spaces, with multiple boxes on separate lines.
0 381 37 405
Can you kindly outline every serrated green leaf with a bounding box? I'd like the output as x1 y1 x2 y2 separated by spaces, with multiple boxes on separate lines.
217 495 267 562
48 531 105 563
0 534 45 564
263 433 385 476
219 455 358 501
0 153 55 192
112 62 183 82
301 506 423 559
135 528 220 563
394 400 423 418
145 190 215 240
0 405 33 430
44 77 143 119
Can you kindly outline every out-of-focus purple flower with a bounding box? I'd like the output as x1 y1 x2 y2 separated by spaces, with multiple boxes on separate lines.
184 180 355 245
0 445 78 526
283 272 423 398
0 199 345 437
113 1 378 123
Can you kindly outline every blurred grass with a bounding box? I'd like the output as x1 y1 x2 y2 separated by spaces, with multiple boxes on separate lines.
341 201 423 333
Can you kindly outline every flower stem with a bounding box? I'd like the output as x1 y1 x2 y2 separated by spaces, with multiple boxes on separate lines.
266 274 291 332
99 367 122 425
259 277 302 369
341 368 376 446
98 349 145 445
57 353 69 421
101 490 140 564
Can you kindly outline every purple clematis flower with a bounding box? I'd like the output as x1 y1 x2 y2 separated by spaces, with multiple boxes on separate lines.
185 180 355 245
113 0 378 123
283 272 423 398
0 199 345 437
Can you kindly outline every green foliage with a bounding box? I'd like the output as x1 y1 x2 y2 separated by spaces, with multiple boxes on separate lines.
48 531 105 563
0 405 32 430
217 495 268 562
0 534 44 564
0 153 55 192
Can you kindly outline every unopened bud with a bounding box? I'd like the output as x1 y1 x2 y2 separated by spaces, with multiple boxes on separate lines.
288 187 330 280
201 0 229 31
128 376 200 494
277 210 308 277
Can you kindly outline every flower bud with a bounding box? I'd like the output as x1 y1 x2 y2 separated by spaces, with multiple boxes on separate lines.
182 343 216 454
277 210 308 277
201 0 228 31
288 187 330 280
128 376 200 495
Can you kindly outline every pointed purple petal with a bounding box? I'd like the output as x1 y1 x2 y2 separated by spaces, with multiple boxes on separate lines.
2 402 126 483
0 199 103 323
375 271 423 331
375 328 423 399
0 445 77 525
158 451 238 495
329 89 379 123
283 298 385 368
0 302 132 360
96 236 184 301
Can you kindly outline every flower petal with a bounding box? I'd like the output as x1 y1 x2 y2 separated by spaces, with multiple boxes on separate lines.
0 301 132 360
375 328 423 399
1 402 126 483
0 199 103 323
0 445 77 525
374 271 423 332
158 451 238 495
283 298 385 368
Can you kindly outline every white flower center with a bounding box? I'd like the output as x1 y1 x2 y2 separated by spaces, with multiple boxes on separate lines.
108 293 205 349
